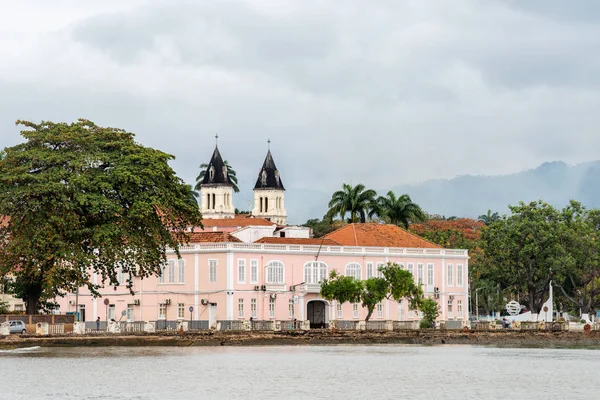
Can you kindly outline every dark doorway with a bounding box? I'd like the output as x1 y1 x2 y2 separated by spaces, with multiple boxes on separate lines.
307 301 327 329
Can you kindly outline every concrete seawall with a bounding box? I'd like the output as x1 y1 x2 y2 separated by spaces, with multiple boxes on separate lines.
2 330 600 349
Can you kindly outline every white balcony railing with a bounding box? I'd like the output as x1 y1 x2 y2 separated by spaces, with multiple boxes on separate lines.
169 243 468 257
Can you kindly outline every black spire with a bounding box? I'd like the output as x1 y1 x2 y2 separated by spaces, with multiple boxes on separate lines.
254 150 285 190
201 146 232 186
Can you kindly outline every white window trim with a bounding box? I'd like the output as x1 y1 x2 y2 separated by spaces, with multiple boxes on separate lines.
345 262 362 280
353 303 359 319
250 259 259 284
266 260 285 284
178 259 185 284
303 261 328 284
238 299 244 319
238 259 246 284
177 303 185 319
376 262 385 278
209 259 218 283
269 297 276 319
251 298 257 318
447 264 454 287
366 262 374 279
158 303 166 320
337 303 343 319
417 264 424 285
158 264 166 284
168 259 176 284
456 264 464 287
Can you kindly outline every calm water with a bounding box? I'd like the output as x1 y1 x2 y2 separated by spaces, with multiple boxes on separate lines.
1 345 598 399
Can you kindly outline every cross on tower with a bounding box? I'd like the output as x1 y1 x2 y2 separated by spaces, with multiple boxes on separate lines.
267 138 271 150
215 134 219 145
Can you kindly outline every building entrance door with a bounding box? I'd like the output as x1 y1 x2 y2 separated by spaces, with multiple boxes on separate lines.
307 301 327 329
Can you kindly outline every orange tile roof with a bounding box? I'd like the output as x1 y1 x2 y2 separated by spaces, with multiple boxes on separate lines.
187 232 242 243
254 237 341 246
200 216 275 228
324 223 442 248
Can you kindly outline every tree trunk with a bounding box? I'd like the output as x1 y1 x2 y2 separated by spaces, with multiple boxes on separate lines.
365 307 374 321
26 294 40 315
25 281 42 315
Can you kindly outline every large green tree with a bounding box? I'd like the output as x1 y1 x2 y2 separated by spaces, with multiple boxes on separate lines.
557 201 600 315
0 119 203 314
480 200 566 314
320 262 423 321
373 191 426 228
326 183 377 223
194 160 239 192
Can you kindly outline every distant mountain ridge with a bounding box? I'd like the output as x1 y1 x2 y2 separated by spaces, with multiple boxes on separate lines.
390 161 600 218
283 160 600 224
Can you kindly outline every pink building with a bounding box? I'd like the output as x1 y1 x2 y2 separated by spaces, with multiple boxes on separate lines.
54 144 469 327
55 223 469 327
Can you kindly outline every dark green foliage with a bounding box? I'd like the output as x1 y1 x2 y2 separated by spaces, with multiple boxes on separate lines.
326 183 377 223
320 262 423 321
0 119 203 313
372 191 427 228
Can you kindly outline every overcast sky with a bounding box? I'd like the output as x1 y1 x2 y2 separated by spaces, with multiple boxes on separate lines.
1 0 600 223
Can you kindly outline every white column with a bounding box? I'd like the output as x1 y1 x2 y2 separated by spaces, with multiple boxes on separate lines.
299 295 305 320
139 277 143 321
226 250 234 320
441 257 446 320
194 253 199 320
465 256 469 320
93 272 98 320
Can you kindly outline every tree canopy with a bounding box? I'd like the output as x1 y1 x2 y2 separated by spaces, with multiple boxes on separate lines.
326 183 377 223
374 191 426 228
0 119 202 313
320 262 423 321
480 201 565 314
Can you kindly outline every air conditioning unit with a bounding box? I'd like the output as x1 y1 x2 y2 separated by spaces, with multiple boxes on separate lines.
434 287 440 293
164 299 171 305
261 285 267 291
200 299 209 306
449 295 455 301
434 293 440 299
254 285 260 291
270 293 277 300
133 299 140 306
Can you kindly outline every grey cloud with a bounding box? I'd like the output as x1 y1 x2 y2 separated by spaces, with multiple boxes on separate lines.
2 0 600 223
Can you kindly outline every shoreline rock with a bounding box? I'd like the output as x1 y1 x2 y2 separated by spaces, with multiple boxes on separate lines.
2 330 600 349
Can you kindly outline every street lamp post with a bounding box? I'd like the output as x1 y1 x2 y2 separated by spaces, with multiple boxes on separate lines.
475 288 482 321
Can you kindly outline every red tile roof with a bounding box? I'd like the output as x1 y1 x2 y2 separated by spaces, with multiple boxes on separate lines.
324 223 442 248
200 216 275 228
187 232 242 243
254 237 340 246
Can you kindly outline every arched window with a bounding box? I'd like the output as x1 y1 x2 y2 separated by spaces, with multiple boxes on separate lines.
345 263 362 280
266 261 284 284
304 262 328 284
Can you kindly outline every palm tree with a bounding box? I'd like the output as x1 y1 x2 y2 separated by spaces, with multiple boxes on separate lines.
326 183 377 223
478 210 500 225
194 160 239 192
373 191 426 228
185 184 200 207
